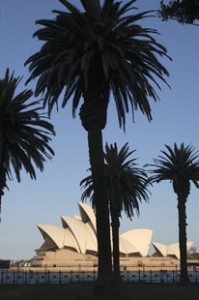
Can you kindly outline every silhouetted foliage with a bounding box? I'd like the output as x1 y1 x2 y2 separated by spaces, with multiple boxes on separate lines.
160 0 199 24
25 0 169 292
0 69 55 221
147 143 199 283
81 142 149 282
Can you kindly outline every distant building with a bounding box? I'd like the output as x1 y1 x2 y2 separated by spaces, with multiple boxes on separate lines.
31 203 193 268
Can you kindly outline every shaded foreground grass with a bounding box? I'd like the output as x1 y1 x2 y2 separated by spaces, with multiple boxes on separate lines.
1 283 199 300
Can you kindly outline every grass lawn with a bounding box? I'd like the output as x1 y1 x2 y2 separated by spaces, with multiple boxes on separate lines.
1 283 199 300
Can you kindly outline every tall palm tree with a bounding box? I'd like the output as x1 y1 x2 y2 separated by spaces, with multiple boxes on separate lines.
25 0 169 287
0 69 55 221
81 142 149 280
147 143 199 283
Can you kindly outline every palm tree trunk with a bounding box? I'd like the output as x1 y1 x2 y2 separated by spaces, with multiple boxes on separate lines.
87 128 112 282
110 208 121 297
177 198 190 283
79 97 113 291
110 205 121 280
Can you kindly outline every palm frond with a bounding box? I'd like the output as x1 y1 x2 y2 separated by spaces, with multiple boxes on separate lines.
80 142 149 218
25 0 170 129
0 69 55 184
147 143 199 194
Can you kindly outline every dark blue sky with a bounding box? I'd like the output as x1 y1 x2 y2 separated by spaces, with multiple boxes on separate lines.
1 0 199 260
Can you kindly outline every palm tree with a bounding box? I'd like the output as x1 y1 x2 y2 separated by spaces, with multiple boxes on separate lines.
81 142 149 280
0 69 55 221
25 0 169 287
147 143 199 283
159 0 199 24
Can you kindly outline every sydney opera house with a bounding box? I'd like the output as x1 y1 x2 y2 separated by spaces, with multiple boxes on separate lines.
31 203 193 268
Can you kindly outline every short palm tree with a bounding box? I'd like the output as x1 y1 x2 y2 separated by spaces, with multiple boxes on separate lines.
25 0 169 287
147 143 199 283
0 69 55 221
81 142 149 280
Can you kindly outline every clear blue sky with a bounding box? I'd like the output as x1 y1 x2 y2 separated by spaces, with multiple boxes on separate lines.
0 0 199 260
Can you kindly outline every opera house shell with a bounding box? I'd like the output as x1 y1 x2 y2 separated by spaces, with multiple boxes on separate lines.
31 203 192 268
152 242 193 260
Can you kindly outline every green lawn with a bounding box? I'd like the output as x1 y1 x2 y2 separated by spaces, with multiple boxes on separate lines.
1 283 199 300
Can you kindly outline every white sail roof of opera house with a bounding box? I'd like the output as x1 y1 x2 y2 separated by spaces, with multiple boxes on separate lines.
37 202 154 257
120 229 153 257
78 202 96 233
152 241 193 259
61 216 97 254
38 224 79 251
37 203 193 259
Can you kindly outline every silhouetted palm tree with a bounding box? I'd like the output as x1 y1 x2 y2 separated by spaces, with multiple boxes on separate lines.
147 143 199 283
81 142 149 280
0 69 55 221
25 0 169 287
159 0 199 24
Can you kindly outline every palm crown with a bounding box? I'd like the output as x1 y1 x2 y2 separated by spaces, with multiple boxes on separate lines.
81 142 149 217
147 143 199 195
0 69 55 183
25 0 170 129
